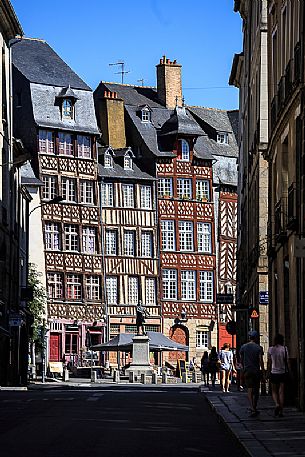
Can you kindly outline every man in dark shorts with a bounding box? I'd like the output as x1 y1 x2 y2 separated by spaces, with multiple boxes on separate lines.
240 331 265 417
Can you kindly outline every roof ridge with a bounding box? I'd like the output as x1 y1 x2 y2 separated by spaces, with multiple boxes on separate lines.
187 105 229 112
18 36 46 43
102 80 156 89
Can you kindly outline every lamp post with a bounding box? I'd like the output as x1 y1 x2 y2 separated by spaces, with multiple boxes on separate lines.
29 195 64 216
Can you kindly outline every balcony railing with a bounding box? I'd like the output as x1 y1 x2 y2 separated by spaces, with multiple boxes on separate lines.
294 42 301 83
287 183 297 230
274 196 288 242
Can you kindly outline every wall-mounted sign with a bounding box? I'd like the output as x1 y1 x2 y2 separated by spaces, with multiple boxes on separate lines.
216 293 234 304
250 309 260 319
259 291 269 304
9 313 24 327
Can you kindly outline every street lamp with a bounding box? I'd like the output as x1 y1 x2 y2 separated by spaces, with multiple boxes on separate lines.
29 195 64 216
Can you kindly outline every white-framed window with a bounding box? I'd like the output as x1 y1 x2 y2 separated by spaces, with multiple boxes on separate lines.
128 276 139 305
179 139 190 161
141 107 151 123
124 155 133 170
179 221 194 251
122 184 134 207
140 185 152 209
66 274 82 300
106 276 118 304
101 182 113 207
86 276 100 301
39 130 54 154
196 180 210 201
42 175 56 200
77 135 91 158
124 230 135 256
158 178 173 197
64 224 79 251
199 271 214 302
177 178 192 199
45 222 60 250
197 222 212 253
196 330 209 348
160 220 175 251
181 270 196 300
105 230 117 256
82 226 96 254
80 180 94 204
104 151 113 168
141 231 153 257
62 99 73 119
47 273 63 299
217 132 229 144
61 177 77 202
59 132 73 155
162 269 177 300
145 278 156 305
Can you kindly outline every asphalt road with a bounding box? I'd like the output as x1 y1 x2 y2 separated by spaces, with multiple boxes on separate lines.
0 386 245 457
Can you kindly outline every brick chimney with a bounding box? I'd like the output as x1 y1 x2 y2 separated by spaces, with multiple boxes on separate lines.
156 56 182 109
95 89 126 149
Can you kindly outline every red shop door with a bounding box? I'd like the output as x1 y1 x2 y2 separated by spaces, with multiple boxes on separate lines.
49 333 61 362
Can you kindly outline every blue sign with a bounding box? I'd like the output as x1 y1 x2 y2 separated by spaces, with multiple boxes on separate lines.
259 291 269 304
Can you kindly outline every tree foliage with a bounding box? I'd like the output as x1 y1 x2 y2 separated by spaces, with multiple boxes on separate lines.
27 263 46 343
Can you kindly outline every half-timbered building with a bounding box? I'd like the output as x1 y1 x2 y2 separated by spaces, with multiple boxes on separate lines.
12 38 103 367
94 56 238 360
98 143 160 365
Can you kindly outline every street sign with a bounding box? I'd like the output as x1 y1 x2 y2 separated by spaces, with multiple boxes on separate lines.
259 291 269 304
216 293 234 304
250 309 260 319
9 313 24 327
294 238 305 258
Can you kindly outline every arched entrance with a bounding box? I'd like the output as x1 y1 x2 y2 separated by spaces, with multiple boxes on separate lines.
168 324 189 363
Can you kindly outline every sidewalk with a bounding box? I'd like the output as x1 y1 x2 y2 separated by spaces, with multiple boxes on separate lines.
202 384 305 457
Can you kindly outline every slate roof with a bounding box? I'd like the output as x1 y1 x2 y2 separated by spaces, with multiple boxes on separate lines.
98 146 155 181
20 161 42 186
12 38 91 90
30 83 99 134
96 82 238 164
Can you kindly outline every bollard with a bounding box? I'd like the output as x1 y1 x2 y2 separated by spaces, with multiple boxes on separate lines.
91 370 97 383
63 369 69 382
182 372 187 383
141 373 147 384
152 372 158 384
192 371 196 383
129 371 135 383
162 372 167 384
113 370 120 383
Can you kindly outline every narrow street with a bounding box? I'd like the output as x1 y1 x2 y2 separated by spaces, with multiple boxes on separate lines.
0 386 245 457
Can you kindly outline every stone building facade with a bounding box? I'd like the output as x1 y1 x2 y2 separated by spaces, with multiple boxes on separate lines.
230 0 269 355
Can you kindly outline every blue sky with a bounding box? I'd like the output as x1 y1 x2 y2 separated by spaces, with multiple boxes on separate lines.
12 0 242 110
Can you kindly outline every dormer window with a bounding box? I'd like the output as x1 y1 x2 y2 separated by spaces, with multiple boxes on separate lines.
141 107 151 123
124 155 133 170
178 139 190 161
217 132 229 144
104 151 113 168
62 99 73 119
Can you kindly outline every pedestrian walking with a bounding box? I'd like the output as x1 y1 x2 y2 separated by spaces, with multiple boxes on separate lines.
240 330 265 417
200 351 210 386
208 346 220 387
267 334 290 417
218 343 235 392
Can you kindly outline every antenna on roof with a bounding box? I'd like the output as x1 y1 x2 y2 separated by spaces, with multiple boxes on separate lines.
137 79 144 87
109 60 130 84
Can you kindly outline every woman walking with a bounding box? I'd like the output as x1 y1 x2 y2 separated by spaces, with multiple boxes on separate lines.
208 346 220 387
200 351 210 386
219 343 235 392
267 334 289 417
